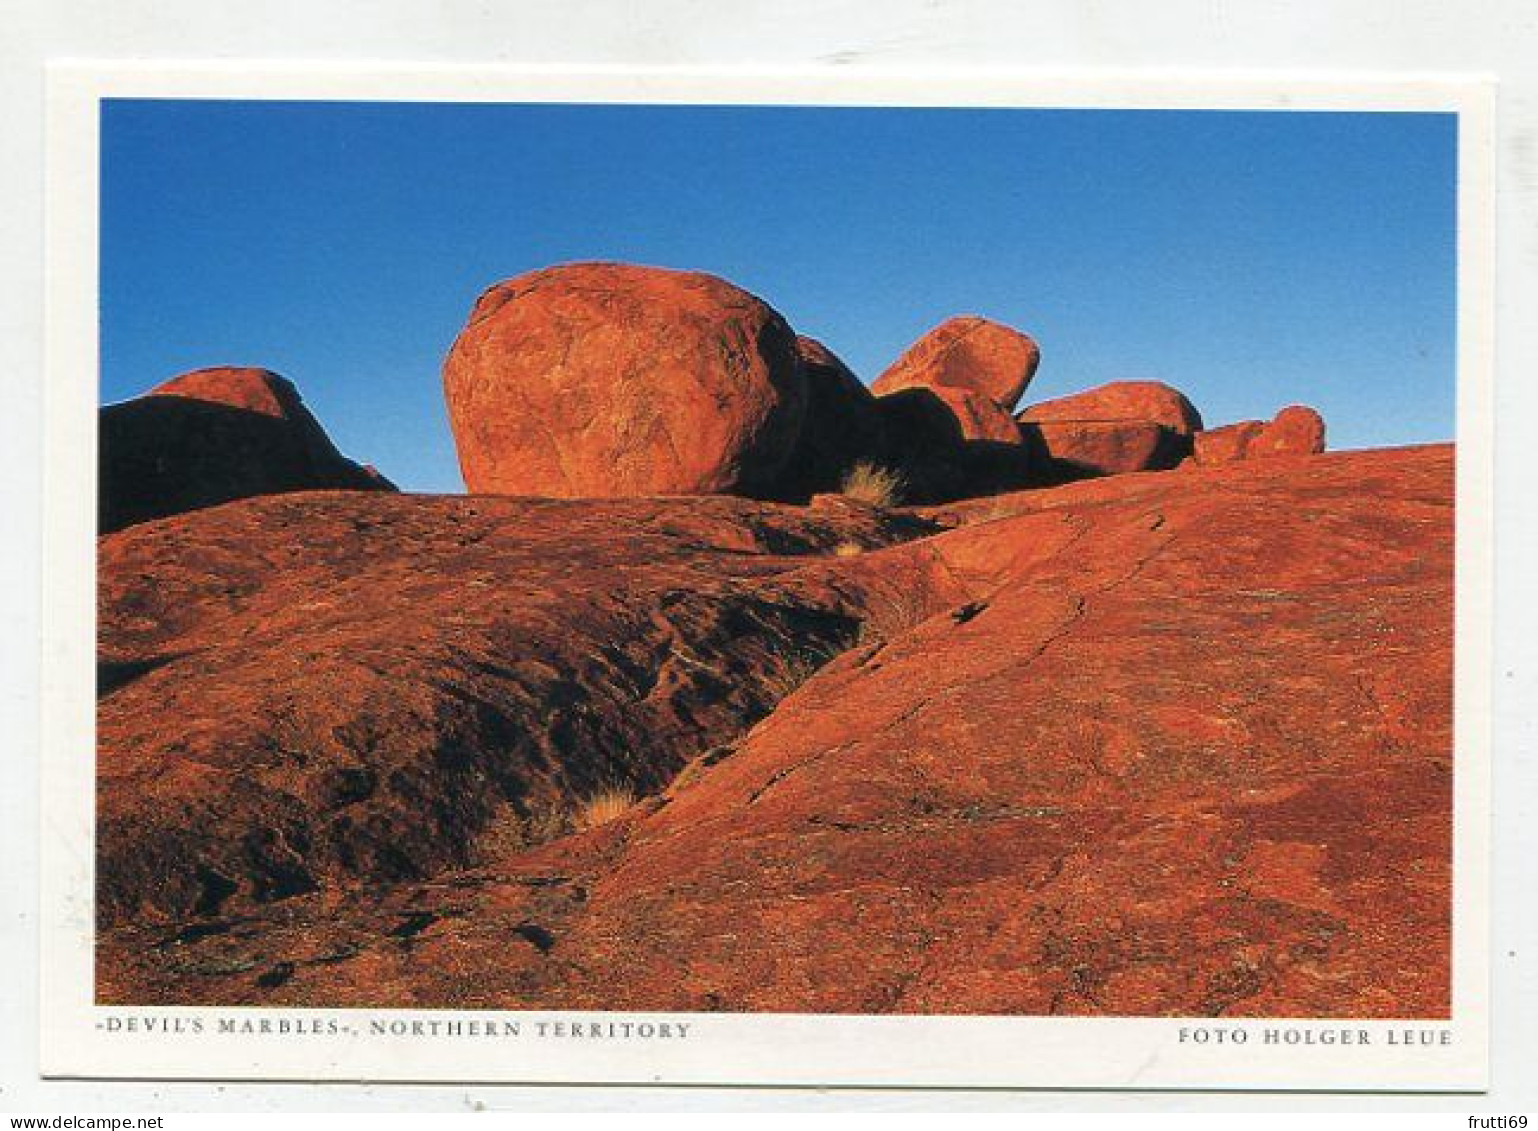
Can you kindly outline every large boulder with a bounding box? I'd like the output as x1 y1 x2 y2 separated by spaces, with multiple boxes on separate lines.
1018 380 1203 435
100 366 393 534
870 316 1040 411
1015 380 1203 480
769 337 888 502
1193 405 1327 466
442 263 807 498
1018 419 1185 480
1255 405 1327 457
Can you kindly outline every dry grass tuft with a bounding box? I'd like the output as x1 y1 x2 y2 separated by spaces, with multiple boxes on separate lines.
839 462 906 508
832 540 865 558
576 786 638 830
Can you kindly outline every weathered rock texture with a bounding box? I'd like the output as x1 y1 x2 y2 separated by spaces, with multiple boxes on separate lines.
99 445 1451 1018
1017 381 1203 479
870 316 1041 411
442 263 807 498
96 491 938 925
100 367 393 533
1193 406 1327 467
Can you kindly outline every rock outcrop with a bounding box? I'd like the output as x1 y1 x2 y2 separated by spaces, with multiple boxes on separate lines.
442 263 807 498
1016 381 1203 479
98 445 1451 1018
1257 405 1328 457
870 316 1041 412
99 367 393 534
1193 405 1327 466
95 491 938 926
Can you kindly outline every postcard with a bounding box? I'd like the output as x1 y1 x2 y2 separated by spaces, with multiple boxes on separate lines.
40 62 1494 1089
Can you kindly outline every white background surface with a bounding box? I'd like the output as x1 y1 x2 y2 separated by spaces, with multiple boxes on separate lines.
2 0 1535 1114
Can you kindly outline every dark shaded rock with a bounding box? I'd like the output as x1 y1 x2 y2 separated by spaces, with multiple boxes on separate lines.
768 337 888 502
874 387 1035 504
100 367 393 534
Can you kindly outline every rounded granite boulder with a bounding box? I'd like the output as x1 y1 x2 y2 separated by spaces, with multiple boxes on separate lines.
870 315 1041 412
442 263 808 498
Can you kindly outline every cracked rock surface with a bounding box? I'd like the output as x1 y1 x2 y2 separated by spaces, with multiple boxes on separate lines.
98 444 1452 1016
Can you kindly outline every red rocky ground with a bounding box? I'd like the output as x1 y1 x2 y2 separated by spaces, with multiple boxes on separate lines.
97 444 1453 1017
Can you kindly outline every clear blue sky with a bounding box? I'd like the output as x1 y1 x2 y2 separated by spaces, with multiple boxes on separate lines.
101 101 1456 493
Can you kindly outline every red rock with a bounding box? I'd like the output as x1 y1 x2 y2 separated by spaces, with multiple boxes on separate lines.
97 446 1452 1020
870 316 1041 411
1018 419 1185 479
1193 406 1327 466
442 263 807 498
1014 380 1203 479
100 367 394 534
1255 405 1327 457
769 337 887 502
1018 380 1204 435
1191 420 1266 465
151 367 305 418
929 386 1024 444
796 335 849 377
93 491 940 926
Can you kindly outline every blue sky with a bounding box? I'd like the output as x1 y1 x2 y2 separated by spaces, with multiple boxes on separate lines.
100 101 1457 493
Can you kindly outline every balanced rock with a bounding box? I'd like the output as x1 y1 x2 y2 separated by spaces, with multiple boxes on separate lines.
100 366 393 534
442 263 807 498
770 337 887 502
870 316 1041 411
1193 405 1327 466
1016 381 1203 479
